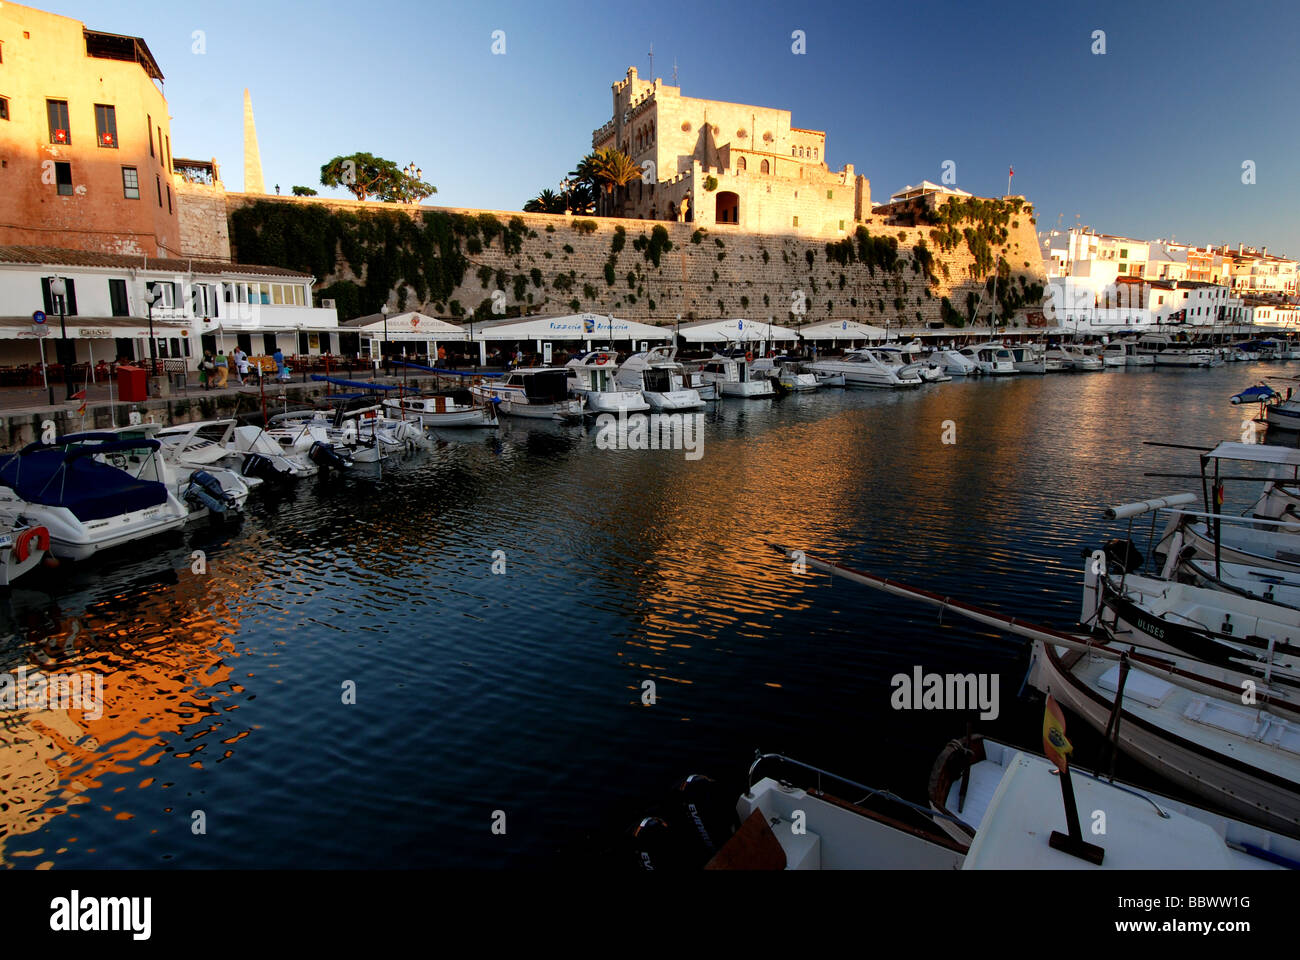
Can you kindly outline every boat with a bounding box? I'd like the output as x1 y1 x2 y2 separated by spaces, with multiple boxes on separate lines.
614 347 706 411
58 428 250 523
155 419 318 481
564 350 649 413
1007 343 1046 374
771 543 1300 839
1157 341 1217 367
695 353 777 398
751 355 819 392
1046 344 1103 371
809 348 923 388
384 390 501 428
1230 383 1280 406
929 734 1300 868
928 348 982 376
471 368 585 421
958 343 1017 375
1101 342 1129 368
880 341 950 382
0 439 188 560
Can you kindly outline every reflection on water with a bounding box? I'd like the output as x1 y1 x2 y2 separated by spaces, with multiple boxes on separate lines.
0 362 1287 867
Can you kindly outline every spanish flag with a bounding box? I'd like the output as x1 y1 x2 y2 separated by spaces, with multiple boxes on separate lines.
71 389 86 417
1042 694 1072 772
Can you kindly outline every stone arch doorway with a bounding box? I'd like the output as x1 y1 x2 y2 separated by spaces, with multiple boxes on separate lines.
715 191 739 224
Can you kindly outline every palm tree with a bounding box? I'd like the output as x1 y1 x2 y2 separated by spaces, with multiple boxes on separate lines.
590 148 643 217
524 189 565 214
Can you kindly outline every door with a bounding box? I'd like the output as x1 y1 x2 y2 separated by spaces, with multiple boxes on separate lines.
109 278 130 316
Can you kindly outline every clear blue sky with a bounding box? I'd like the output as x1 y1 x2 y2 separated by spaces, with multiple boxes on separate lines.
43 0 1300 256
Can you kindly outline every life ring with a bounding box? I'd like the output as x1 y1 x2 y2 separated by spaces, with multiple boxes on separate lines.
595 355 608 366
15 526 49 562
745 351 753 362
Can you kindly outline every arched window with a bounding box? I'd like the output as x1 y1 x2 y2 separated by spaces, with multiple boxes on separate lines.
813 147 818 160
736 156 746 171
798 147 804 158
791 147 796 157
760 159 770 174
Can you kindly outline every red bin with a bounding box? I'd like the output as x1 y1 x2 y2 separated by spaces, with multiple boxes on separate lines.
116 365 147 403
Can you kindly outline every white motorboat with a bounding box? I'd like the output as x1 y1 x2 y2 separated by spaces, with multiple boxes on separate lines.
958 343 1017 375
1265 397 1300 431
471 368 585 421
695 353 777 398
1047 344 1102 371
876 343 950 382
615 347 706 411
1141 333 1216 367
1102 339 1152 366
61 427 251 523
565 350 649 413
156 419 318 481
929 348 981 376
384 390 500 428
809 348 923 388
750 355 819 392
1007 343 1046 374
0 439 188 560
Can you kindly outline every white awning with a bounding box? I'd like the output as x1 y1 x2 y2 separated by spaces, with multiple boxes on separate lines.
797 319 890 340
677 318 798 343
1205 441 1300 467
467 313 673 342
346 312 467 341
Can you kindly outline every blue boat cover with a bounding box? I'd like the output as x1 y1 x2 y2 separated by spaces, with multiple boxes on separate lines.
0 448 170 521
1230 384 1279 404
309 375 399 391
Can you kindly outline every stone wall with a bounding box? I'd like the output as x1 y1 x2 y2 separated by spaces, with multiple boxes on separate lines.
175 180 232 261
209 192 1046 328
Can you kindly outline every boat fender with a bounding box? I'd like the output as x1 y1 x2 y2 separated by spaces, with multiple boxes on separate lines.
15 526 50 562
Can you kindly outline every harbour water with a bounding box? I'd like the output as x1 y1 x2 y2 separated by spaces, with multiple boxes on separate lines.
0 362 1287 868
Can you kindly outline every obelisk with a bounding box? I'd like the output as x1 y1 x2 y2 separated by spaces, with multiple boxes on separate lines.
243 88 265 194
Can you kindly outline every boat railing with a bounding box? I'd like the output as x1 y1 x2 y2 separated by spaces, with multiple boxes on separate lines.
746 751 968 825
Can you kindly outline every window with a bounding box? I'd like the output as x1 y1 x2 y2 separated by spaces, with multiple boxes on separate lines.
760 159 769 174
148 114 154 156
54 161 72 196
791 147 796 157
121 165 139 199
827 189 833 199
792 216 799 227
147 281 176 308
156 174 162 206
736 156 746 171
165 134 170 171
94 104 118 147
839 220 845 231
1119 248 1128 258
109 279 130 317
156 126 162 163
166 183 172 214
814 148 818 160
47 99 70 143
0 97 8 122
263 333 277 354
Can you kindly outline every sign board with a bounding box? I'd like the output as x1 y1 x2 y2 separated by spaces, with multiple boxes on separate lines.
542 342 553 364
32 311 46 324
77 328 112 339
31 325 50 339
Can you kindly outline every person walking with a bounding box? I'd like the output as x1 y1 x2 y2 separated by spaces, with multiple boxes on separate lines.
273 347 289 382
234 347 250 385
214 350 229 388
199 351 214 390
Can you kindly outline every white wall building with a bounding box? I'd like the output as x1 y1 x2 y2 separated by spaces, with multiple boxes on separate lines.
0 246 339 370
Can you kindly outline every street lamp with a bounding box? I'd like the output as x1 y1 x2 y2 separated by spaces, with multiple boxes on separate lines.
561 177 573 215
381 304 389 376
403 163 422 203
144 283 162 380
47 276 75 399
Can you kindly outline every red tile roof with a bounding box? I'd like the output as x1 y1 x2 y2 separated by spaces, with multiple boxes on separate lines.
0 246 312 280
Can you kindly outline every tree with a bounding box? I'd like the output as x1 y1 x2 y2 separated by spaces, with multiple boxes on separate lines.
320 152 436 203
524 189 565 214
292 185 317 196
589 147 642 216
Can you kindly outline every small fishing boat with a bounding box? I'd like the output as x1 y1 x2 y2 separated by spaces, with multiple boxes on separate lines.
383 390 500 428
565 350 649 413
471 368 584 420
156 419 318 482
1230 383 1280 406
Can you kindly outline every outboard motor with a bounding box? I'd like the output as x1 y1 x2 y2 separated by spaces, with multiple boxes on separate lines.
1102 538 1143 574
629 815 688 872
241 453 289 485
184 470 233 518
308 441 351 471
667 774 737 866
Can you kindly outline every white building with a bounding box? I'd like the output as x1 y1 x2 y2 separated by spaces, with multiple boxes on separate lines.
0 246 339 370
